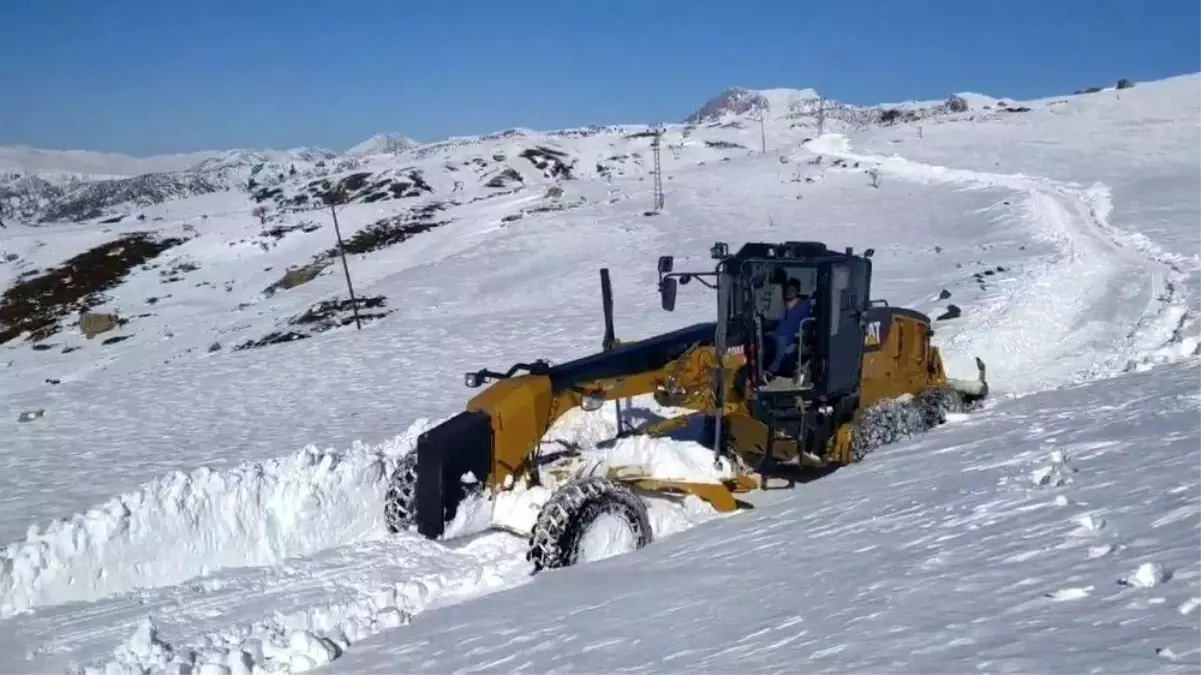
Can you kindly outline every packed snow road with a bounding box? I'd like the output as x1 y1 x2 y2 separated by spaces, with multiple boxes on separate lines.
807 133 1196 393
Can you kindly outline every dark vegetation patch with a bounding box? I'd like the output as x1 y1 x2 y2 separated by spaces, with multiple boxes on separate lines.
234 294 391 351
253 169 432 210
262 220 321 241
222 220 323 255
260 187 521 301
484 168 524 189
233 330 311 350
325 202 451 257
704 140 746 150
0 232 186 344
293 295 389 328
260 201 458 298
596 152 642 179
498 198 590 225
879 108 923 125
520 147 575 180
159 258 200 284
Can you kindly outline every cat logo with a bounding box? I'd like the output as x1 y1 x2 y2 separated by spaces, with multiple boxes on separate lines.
865 320 881 347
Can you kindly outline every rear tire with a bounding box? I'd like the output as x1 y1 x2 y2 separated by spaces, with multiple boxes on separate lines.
383 452 418 533
527 476 653 573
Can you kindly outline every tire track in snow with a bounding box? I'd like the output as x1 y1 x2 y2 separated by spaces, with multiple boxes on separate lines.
805 134 1196 394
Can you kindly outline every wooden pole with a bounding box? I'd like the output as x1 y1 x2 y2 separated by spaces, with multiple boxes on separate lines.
328 199 362 330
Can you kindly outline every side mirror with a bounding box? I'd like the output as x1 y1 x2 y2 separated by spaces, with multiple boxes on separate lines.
658 255 674 274
864 248 875 258
659 277 678 312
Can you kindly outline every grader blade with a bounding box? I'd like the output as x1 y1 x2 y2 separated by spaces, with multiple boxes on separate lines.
605 467 756 513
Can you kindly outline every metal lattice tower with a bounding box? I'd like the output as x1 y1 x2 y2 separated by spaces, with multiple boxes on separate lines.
651 124 665 211
817 97 826 136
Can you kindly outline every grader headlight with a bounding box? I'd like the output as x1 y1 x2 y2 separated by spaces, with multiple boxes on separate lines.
580 390 606 412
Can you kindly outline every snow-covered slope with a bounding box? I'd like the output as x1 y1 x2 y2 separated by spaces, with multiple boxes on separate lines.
0 74 1197 674
333 361 1201 674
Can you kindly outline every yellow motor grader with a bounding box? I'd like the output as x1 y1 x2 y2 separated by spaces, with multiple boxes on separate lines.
383 240 988 571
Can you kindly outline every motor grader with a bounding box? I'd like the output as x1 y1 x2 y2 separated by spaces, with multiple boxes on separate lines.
383 240 988 572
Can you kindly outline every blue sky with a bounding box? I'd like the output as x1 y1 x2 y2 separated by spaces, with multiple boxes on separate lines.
1 0 1197 156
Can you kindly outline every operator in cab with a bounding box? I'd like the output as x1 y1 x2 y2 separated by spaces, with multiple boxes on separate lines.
765 278 812 378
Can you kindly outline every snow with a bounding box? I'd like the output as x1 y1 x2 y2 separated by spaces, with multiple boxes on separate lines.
0 145 336 180
0 73 1198 673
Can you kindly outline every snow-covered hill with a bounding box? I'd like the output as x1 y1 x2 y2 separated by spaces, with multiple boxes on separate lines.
0 145 338 180
0 74 1197 674
1 82 1012 227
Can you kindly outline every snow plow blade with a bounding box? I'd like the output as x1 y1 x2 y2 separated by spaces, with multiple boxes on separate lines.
413 410 494 539
947 356 989 403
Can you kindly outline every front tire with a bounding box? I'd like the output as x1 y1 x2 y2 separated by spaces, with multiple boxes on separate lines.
527 476 653 573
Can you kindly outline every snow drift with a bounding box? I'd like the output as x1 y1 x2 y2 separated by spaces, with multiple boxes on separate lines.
0 419 435 617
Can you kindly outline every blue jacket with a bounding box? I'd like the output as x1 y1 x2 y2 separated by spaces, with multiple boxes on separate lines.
774 299 812 340
767 299 812 374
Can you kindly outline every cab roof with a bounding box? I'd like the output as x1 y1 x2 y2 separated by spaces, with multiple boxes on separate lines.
730 241 866 265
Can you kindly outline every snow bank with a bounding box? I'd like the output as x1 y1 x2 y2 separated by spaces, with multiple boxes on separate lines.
0 419 435 617
49 400 733 674
90 614 388 675
443 399 732 539
71 527 532 674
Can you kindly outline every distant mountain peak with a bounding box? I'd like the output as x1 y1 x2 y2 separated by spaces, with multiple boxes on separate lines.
686 86 823 123
346 133 418 157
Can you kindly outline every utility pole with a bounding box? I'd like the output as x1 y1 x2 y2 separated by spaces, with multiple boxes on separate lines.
759 107 767 154
324 188 362 330
651 124 665 211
